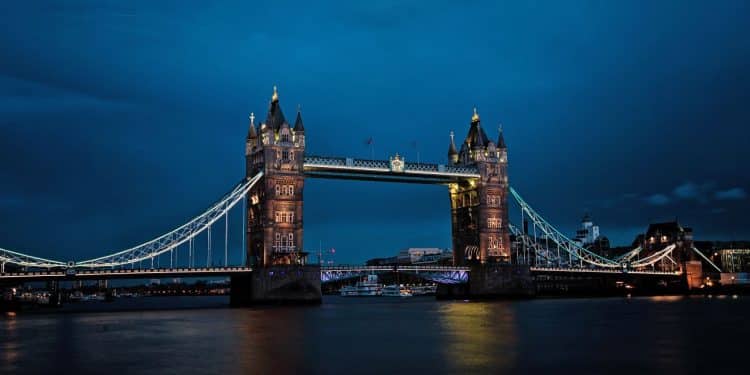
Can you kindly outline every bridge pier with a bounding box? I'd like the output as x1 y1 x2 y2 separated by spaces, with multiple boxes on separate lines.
230 265 321 306
437 264 535 299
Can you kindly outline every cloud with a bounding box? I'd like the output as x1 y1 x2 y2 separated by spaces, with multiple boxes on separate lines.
639 182 744 207
714 187 747 200
673 182 700 199
645 194 671 206
671 181 715 203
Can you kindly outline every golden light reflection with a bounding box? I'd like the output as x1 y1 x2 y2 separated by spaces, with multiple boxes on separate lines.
647 295 684 303
234 308 307 374
438 302 517 372
2 316 20 368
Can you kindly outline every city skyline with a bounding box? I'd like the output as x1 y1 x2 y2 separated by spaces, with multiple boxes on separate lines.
2 1 750 264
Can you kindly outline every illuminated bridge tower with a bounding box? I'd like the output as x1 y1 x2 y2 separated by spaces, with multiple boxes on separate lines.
447 108 511 265
245 86 306 267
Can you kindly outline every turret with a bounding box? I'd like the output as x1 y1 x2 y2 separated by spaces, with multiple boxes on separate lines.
497 124 507 161
458 107 491 164
447 131 458 164
293 106 305 147
246 112 257 155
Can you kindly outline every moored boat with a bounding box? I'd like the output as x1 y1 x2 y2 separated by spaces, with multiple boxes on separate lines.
340 275 382 296
381 284 412 297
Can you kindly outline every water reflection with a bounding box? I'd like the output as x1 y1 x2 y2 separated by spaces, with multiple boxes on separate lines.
1 317 19 371
1 296 749 374
439 302 517 372
234 308 307 374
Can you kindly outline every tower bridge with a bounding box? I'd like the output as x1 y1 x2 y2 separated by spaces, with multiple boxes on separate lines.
1 86 720 303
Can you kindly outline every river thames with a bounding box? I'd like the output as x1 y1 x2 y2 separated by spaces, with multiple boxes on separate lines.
1 295 747 374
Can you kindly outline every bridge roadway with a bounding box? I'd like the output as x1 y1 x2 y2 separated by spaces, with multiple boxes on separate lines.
0 265 681 283
0 267 253 282
303 155 480 184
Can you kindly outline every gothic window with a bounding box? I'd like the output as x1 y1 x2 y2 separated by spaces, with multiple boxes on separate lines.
275 233 282 250
275 211 295 223
275 185 281 196
488 218 501 229
487 195 500 207
489 236 501 249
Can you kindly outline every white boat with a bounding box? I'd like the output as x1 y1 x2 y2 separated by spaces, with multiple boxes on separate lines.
382 284 413 297
80 294 106 302
340 275 382 296
410 284 437 296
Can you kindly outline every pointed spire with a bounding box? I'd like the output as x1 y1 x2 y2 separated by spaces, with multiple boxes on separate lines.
247 112 258 139
448 130 458 156
497 123 506 149
472 115 485 149
294 104 305 132
265 85 287 132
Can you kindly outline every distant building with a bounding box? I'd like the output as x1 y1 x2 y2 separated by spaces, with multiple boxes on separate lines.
365 256 398 266
398 248 449 264
365 248 453 266
574 214 600 246
718 249 750 272
632 221 693 252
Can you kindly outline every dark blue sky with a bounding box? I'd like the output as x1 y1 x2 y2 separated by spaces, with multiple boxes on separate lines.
1 1 749 264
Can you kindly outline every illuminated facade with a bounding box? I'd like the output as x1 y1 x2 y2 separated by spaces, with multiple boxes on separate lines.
245 87 306 266
447 109 511 265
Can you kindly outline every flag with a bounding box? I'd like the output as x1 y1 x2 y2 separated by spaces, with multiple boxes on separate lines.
365 137 373 145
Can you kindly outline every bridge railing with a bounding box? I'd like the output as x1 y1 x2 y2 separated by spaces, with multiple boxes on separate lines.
321 264 471 271
304 155 480 176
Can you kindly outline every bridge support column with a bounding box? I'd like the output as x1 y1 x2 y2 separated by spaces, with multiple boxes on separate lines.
1 262 4 273
230 265 321 306
437 264 535 300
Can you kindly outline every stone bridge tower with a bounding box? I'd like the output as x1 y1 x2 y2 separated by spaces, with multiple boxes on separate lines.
245 87 306 267
447 108 510 265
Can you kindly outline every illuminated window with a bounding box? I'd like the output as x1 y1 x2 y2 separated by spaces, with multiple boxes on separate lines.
649 237 655 244
275 233 282 250
487 218 501 229
275 211 295 223
489 236 501 249
661 235 668 243
275 185 281 196
487 195 500 207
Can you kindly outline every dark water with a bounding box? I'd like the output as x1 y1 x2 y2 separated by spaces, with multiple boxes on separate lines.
1 295 748 374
